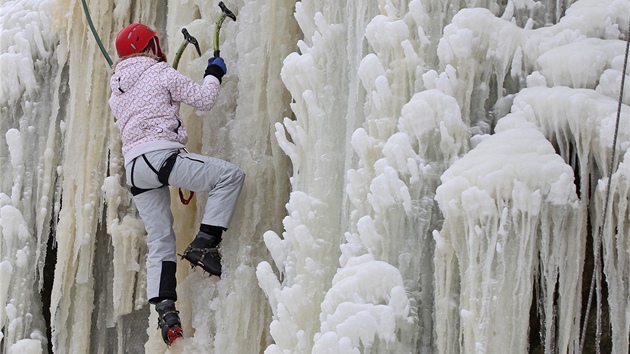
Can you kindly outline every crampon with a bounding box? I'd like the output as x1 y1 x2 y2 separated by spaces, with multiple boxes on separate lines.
161 322 183 346
179 245 222 277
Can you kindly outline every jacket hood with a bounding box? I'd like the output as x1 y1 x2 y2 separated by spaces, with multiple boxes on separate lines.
110 55 159 95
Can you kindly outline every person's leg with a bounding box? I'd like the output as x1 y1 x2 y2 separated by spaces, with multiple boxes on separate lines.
126 151 184 345
133 186 178 302
126 151 180 302
167 152 245 228
167 152 245 275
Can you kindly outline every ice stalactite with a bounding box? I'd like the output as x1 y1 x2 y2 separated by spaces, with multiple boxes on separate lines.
343 87 469 353
342 4 470 349
335 2 472 352
437 7 527 131
259 192 339 353
102 175 147 316
436 0 627 135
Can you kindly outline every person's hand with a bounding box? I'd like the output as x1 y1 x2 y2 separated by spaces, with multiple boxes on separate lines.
204 57 227 82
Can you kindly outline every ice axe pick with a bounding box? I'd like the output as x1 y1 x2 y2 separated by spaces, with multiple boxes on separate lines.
213 1 236 58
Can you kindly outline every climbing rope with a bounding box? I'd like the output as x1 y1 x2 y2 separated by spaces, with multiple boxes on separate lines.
578 22 630 354
81 0 113 68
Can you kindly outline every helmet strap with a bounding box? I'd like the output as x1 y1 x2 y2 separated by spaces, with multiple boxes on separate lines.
143 37 158 55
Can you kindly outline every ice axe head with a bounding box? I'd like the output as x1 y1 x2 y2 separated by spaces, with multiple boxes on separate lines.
219 2 236 22
182 28 201 57
172 28 201 70
213 2 237 57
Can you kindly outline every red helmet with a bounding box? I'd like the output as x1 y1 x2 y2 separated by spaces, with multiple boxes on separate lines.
115 23 163 58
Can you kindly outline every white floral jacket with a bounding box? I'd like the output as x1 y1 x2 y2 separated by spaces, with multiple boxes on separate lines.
109 54 220 165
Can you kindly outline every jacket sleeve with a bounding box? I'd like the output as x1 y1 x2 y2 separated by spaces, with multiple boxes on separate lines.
166 67 221 111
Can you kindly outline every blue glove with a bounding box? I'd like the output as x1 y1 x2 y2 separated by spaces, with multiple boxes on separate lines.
204 57 227 82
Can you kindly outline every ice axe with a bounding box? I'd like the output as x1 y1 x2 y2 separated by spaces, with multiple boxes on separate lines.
173 28 202 70
213 1 236 58
171 29 201 204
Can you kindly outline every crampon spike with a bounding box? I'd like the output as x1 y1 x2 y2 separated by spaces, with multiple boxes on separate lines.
165 325 183 345
178 252 221 277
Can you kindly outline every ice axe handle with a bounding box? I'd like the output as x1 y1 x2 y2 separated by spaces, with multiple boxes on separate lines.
214 50 220 58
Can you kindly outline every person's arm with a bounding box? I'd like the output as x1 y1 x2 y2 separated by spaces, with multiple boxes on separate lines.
167 69 221 111
166 57 227 111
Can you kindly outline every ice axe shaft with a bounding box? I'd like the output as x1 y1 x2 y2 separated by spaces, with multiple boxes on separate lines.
213 1 236 58
171 30 200 204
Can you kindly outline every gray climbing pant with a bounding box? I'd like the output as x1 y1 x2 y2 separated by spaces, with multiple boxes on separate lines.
125 148 245 302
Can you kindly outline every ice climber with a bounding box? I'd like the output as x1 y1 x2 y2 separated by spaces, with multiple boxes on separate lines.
108 23 245 345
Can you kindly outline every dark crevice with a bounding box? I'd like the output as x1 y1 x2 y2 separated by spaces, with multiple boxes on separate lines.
580 216 613 354
528 259 542 354
41 215 57 354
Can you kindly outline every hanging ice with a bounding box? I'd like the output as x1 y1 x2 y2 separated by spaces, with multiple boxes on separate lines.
435 116 581 353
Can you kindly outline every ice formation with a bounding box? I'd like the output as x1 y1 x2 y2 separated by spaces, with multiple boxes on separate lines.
1 0 629 354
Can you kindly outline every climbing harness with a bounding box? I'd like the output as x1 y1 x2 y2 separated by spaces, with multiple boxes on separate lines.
578 23 630 354
129 153 178 196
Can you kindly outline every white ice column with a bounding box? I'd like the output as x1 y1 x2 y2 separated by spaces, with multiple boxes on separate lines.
260 1 351 351
435 116 580 354
511 85 630 352
0 0 59 352
599 150 630 354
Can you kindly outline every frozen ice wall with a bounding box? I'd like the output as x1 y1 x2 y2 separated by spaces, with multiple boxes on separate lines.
1 0 629 354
